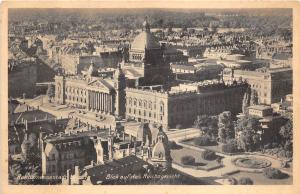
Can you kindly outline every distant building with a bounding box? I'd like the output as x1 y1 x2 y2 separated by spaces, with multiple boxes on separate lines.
246 104 286 145
171 60 223 81
248 105 273 117
59 53 121 75
271 94 293 114
223 68 292 104
216 59 252 69
161 44 188 64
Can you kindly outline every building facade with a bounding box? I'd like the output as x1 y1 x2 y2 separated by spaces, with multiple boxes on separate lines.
54 64 126 118
125 81 247 130
223 68 292 104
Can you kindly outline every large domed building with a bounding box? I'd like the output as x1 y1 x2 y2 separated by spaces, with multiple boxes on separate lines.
130 20 161 52
121 19 171 86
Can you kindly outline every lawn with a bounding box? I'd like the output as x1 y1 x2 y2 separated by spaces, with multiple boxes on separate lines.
227 171 293 185
170 147 223 171
181 138 224 153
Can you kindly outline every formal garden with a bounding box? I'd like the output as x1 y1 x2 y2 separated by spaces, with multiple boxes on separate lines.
232 157 271 169
169 106 293 185
226 168 292 185
170 147 223 171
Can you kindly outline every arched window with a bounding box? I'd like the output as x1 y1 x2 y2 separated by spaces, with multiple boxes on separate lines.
129 98 132 105
158 152 163 159
160 101 164 114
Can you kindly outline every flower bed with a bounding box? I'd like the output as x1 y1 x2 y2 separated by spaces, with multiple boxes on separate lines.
232 157 271 169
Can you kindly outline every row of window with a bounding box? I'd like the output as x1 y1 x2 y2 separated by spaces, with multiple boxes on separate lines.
127 108 164 121
66 87 87 96
127 98 166 114
67 95 87 103
48 152 83 161
46 162 84 174
127 98 157 109
128 108 157 118
131 54 143 60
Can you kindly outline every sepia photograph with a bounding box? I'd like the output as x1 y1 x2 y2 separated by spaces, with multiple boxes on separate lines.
1 1 300 193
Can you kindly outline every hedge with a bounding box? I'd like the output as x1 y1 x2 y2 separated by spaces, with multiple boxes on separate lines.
201 150 217 160
238 177 254 185
181 155 195 165
263 167 287 179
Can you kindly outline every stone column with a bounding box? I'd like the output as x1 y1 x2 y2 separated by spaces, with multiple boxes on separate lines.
90 92 92 111
100 93 103 112
110 95 113 114
104 94 107 113
96 92 99 111
87 91 89 111
99 93 101 112
93 92 96 111
107 94 111 114
107 95 111 114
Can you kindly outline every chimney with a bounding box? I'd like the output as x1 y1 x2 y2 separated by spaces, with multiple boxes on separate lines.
66 169 71 185
25 120 28 132
127 144 130 156
134 142 137 156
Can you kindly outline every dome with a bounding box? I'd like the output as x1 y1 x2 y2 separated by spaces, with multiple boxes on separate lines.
152 128 171 160
152 139 171 161
131 20 161 51
131 32 161 51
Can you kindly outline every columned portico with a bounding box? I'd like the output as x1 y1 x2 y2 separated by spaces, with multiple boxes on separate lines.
87 90 114 115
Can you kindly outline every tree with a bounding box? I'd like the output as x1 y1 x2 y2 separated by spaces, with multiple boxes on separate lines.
235 116 262 152
218 111 234 143
194 115 218 138
250 89 259 105
242 86 251 114
279 120 293 151
46 84 55 103
222 139 239 153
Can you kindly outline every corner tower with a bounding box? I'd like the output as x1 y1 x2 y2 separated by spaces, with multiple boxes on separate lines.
114 64 126 118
